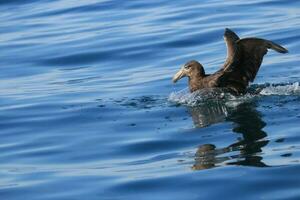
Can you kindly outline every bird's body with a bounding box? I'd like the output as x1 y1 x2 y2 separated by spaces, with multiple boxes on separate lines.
172 28 288 95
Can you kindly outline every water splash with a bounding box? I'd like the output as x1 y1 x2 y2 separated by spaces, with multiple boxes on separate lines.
169 88 242 107
260 82 300 96
169 82 300 107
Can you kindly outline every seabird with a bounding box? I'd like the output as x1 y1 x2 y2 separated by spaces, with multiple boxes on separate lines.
172 28 288 94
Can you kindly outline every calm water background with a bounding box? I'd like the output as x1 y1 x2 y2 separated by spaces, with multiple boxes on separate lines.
0 0 300 199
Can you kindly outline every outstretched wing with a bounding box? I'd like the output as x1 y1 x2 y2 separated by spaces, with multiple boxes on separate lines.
217 37 288 94
222 28 240 70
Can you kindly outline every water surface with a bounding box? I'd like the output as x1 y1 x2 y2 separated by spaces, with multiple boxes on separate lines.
0 0 300 199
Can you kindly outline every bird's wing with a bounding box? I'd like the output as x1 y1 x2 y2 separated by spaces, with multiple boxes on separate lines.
216 37 288 93
222 28 240 70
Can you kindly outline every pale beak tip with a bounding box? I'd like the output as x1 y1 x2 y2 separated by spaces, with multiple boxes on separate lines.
172 67 185 84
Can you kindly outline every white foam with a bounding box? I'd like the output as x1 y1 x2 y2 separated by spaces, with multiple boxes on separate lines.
168 82 300 107
168 88 238 107
259 82 300 96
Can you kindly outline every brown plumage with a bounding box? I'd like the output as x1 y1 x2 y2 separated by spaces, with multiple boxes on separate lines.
172 28 288 94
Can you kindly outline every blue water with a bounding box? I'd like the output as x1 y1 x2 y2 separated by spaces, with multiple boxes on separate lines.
0 0 300 199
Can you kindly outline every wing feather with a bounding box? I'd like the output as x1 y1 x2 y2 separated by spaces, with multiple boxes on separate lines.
216 37 288 94
223 28 240 70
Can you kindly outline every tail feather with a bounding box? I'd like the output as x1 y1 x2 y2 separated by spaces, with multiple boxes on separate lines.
267 40 288 53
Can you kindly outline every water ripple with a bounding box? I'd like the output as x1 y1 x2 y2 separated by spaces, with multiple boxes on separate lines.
0 0 300 199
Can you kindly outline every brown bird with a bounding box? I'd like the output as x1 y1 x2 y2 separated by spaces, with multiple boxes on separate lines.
172 28 288 95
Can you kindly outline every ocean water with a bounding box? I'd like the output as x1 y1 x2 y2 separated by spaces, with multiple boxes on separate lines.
0 0 300 199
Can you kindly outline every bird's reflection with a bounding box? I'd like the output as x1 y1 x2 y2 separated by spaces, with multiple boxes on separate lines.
187 100 269 170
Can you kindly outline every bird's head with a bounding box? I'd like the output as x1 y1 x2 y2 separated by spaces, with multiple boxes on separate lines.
172 60 205 83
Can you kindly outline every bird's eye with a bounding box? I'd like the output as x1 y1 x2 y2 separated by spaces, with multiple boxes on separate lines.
184 65 190 69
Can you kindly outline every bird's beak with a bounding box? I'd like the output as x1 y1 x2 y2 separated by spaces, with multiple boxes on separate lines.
172 67 186 83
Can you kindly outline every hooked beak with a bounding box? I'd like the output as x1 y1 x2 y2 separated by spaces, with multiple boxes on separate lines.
172 67 186 83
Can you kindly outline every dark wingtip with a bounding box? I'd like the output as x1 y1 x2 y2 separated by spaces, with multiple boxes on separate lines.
224 28 233 35
224 28 240 41
281 46 289 53
267 41 289 54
